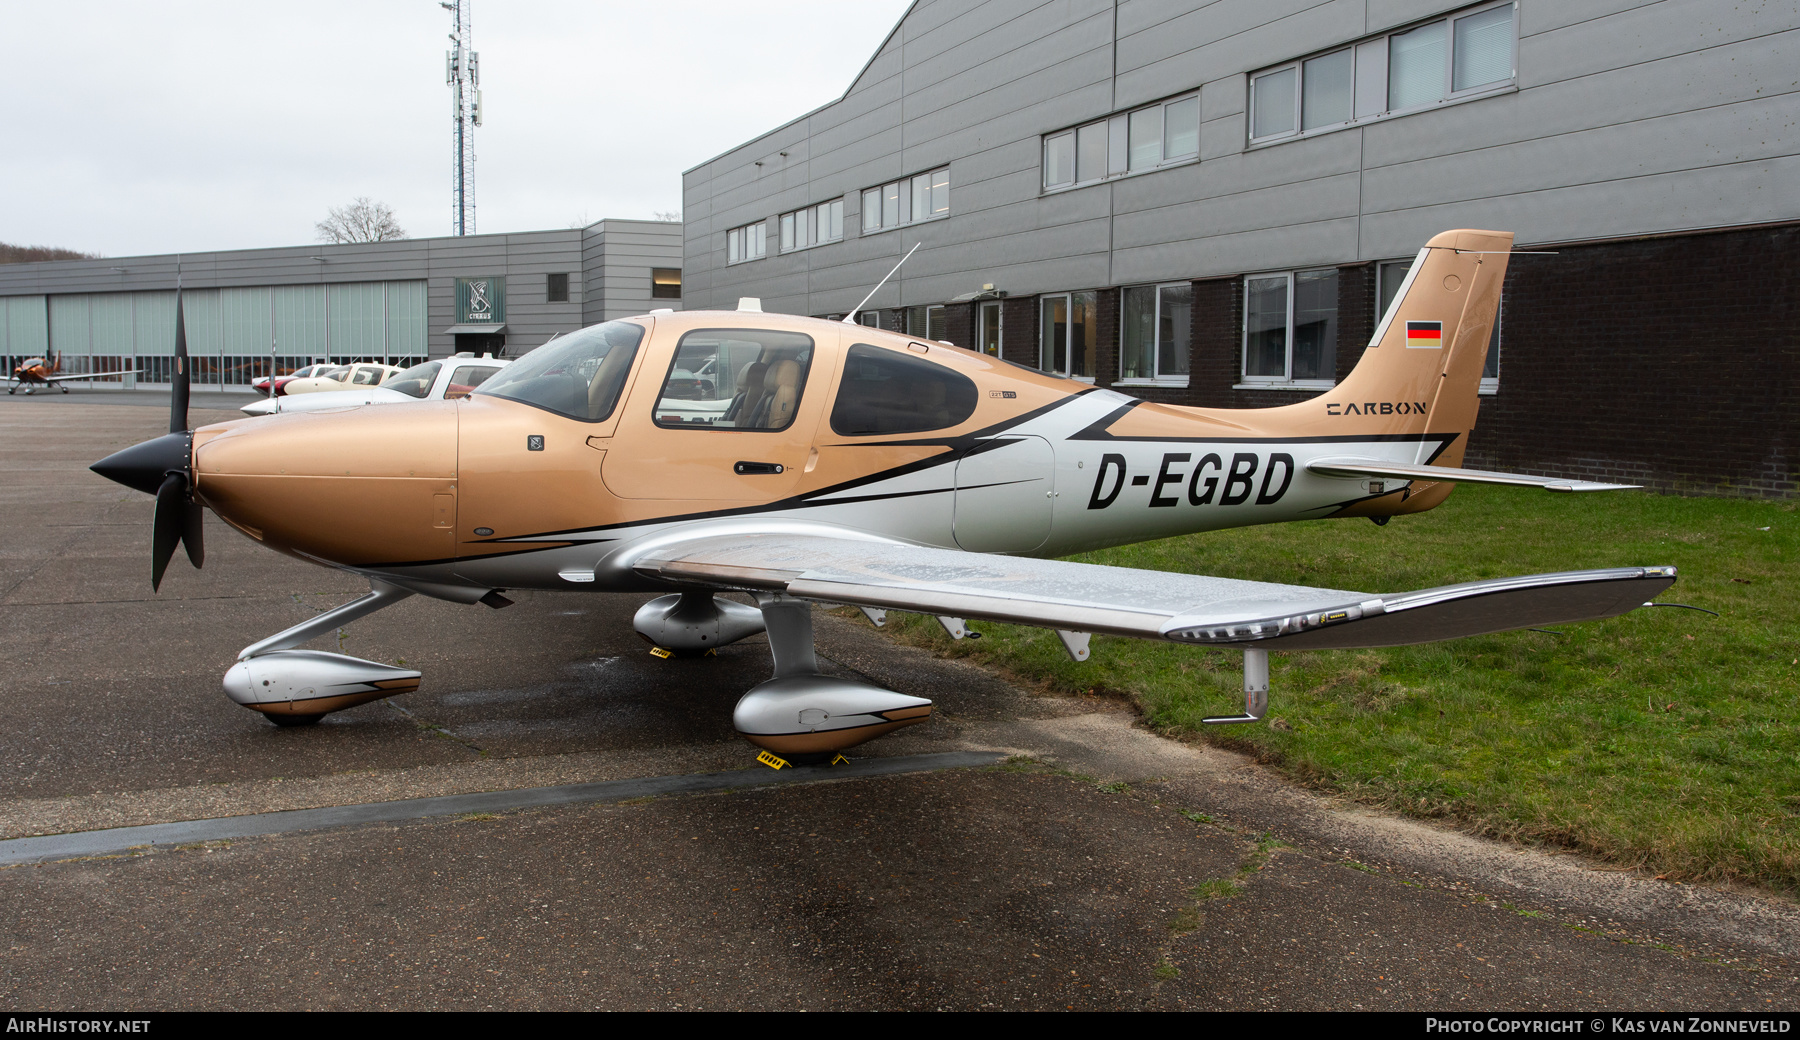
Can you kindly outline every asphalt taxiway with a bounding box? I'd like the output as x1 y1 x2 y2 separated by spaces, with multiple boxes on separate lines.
1 392 1795 1010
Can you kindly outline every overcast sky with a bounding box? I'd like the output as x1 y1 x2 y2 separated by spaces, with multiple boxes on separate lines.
3 1 912 258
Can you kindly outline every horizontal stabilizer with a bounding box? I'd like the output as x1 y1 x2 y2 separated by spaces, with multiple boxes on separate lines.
627 530 1673 651
1307 456 1638 492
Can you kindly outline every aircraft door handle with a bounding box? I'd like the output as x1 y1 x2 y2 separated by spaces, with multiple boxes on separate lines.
733 461 785 475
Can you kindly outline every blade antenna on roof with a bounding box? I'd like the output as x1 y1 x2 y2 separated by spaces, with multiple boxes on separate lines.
844 242 921 326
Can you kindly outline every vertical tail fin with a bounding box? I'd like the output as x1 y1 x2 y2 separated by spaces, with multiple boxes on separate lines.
1315 229 1512 466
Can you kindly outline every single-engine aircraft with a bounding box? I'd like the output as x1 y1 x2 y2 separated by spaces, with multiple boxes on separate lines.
7 353 139 394
91 229 1676 760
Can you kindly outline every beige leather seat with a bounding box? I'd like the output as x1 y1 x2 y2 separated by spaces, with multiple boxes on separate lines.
725 361 769 426
753 359 801 430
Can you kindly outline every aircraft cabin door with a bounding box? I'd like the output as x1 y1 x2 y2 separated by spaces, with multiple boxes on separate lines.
953 435 1054 553
601 325 832 501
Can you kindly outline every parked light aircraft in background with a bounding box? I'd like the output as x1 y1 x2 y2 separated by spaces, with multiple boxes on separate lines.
7 353 139 394
91 230 1675 761
240 355 509 416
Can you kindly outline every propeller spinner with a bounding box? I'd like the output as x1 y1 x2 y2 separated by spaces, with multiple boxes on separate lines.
89 288 205 590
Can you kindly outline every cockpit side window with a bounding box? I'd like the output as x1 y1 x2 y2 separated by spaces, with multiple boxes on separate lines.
384 361 441 399
829 343 978 437
445 365 502 400
475 321 645 421
654 329 814 431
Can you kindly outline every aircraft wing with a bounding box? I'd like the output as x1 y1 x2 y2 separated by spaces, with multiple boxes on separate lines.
45 369 141 383
630 533 1674 651
1306 456 1636 492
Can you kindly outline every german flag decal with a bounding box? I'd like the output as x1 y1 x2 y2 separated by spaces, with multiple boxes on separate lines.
1405 321 1444 348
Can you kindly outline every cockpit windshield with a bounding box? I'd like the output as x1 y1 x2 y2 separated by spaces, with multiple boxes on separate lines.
384 362 441 399
475 321 646 422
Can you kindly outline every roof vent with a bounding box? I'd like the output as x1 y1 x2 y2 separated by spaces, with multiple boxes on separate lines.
737 297 763 312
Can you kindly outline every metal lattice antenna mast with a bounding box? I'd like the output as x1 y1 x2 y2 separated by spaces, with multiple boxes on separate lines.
442 0 480 236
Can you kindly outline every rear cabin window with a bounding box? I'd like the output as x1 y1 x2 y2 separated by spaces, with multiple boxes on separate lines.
830 343 978 437
654 329 814 431
475 320 645 421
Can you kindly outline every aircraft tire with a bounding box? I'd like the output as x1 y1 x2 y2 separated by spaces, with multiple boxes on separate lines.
265 713 325 728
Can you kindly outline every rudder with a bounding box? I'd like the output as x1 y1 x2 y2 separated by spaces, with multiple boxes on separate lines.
1314 229 1513 466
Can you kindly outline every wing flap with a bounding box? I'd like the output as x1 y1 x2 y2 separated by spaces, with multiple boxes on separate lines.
631 531 1674 650
1307 456 1638 492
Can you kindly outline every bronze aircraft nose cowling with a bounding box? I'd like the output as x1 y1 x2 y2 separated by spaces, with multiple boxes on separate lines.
192 404 462 567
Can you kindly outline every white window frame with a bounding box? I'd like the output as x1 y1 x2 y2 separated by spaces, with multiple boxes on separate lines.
1041 93 1198 194
1038 290 1097 382
780 199 845 253
861 167 950 234
977 300 1003 357
1247 0 1517 146
1238 268 1339 390
1113 281 1192 388
725 221 766 265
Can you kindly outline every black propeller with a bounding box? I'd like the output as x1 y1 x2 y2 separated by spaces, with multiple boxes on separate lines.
89 287 205 591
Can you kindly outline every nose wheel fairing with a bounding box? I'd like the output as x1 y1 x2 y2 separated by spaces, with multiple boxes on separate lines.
224 650 421 717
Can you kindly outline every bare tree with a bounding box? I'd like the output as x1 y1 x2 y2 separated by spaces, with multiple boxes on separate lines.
652 210 681 222
0 242 101 264
315 198 408 243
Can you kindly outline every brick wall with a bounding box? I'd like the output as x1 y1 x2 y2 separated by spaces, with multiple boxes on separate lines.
1094 287 1120 387
1001 296 1038 368
1465 223 1798 497
927 224 1795 497
943 301 974 349
1335 262 1377 384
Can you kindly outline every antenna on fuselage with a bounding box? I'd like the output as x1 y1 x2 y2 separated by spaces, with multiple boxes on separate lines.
844 242 921 326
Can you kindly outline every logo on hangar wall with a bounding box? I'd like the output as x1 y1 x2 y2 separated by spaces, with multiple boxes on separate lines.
456 276 506 324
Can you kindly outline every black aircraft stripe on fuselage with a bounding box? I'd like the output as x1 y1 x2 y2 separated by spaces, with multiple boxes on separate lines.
1067 398 1465 464
356 393 1457 570
441 390 1109 550
356 395 1109 569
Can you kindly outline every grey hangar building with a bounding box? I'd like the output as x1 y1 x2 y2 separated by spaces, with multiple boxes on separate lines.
0 219 682 392
681 0 1798 497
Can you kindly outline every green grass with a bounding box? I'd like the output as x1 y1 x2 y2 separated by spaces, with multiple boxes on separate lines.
868 486 1800 891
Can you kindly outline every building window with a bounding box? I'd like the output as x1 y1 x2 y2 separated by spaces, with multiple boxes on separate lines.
1242 269 1338 386
547 272 570 303
1119 283 1191 384
1042 94 1197 191
651 268 681 299
861 168 949 233
780 199 845 252
1249 2 1514 144
977 300 1002 357
1039 291 1096 379
904 304 947 341
1379 258 1499 392
726 222 766 264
